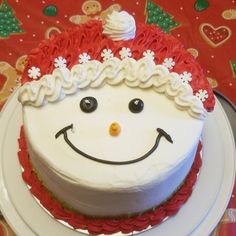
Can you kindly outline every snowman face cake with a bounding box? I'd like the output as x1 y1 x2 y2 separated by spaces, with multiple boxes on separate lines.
17 10 214 225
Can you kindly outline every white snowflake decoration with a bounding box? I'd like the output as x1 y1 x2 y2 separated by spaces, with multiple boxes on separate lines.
195 89 208 102
101 49 114 61
180 71 192 84
119 47 132 59
78 53 91 64
162 58 175 70
28 66 41 79
54 56 67 68
143 49 155 60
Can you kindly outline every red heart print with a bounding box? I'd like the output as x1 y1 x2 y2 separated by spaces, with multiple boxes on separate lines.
199 23 231 47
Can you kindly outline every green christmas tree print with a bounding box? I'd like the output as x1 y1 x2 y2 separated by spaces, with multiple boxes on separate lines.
0 0 24 38
145 0 180 33
230 61 236 77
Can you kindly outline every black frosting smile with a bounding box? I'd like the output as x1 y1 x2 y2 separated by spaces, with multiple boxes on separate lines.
55 124 173 165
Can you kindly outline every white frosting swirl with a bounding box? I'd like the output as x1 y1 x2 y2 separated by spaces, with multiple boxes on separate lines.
103 11 136 41
18 57 207 119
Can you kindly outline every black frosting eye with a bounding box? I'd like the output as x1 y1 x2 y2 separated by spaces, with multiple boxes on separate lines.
80 97 98 113
129 98 144 113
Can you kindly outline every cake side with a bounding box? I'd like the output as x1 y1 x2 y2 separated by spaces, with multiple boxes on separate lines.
27 138 198 217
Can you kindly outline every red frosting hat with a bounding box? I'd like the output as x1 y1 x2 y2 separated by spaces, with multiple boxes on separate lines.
22 11 215 112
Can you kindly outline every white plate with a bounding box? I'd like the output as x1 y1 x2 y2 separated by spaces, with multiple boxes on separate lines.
0 90 235 236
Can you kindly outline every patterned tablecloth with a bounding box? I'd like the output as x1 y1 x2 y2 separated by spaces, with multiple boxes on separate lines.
0 0 235 235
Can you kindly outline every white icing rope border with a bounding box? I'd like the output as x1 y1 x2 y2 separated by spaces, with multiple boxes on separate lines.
18 57 207 119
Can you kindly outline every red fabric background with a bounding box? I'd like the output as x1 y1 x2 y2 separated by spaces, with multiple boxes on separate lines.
0 0 235 235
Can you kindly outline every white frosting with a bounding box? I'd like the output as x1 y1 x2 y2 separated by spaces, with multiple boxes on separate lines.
22 83 203 216
103 11 136 41
18 57 207 119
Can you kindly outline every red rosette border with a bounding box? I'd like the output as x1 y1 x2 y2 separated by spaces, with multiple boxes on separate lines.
18 126 202 235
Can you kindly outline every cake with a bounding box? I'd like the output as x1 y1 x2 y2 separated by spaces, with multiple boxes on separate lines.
17 11 215 234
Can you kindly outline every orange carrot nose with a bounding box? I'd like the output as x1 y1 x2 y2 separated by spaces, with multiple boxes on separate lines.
109 122 121 136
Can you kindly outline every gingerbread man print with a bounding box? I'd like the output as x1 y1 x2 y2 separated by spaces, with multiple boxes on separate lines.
0 55 27 109
70 0 121 24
